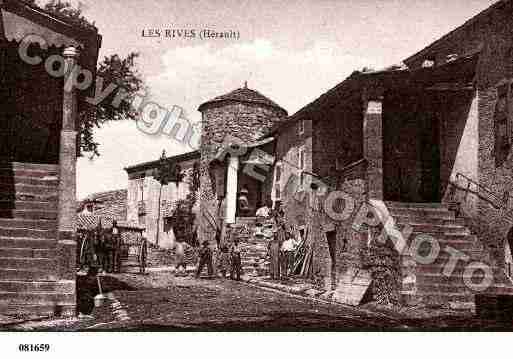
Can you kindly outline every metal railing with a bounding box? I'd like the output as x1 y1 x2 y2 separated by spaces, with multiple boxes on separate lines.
451 172 513 221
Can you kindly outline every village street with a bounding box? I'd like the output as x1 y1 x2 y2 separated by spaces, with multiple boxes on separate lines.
4 271 513 332
75 273 406 331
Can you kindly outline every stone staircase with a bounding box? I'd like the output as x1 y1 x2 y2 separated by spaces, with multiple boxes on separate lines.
385 202 513 311
0 162 74 319
228 217 269 277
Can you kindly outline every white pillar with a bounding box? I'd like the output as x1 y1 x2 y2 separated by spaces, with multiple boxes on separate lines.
225 155 239 224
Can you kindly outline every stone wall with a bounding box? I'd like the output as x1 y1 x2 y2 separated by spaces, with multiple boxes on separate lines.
440 91 479 215
306 174 403 306
312 92 363 179
476 85 513 268
274 118 312 228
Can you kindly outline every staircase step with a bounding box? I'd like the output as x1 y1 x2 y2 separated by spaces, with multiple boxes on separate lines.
0 303 74 318
0 257 57 271
0 280 74 293
395 216 464 226
0 228 56 239
388 208 455 219
415 283 473 294
0 291 74 304
0 218 56 230
385 202 448 209
0 248 56 258
0 193 58 203
0 162 59 172
0 200 58 211
0 183 58 196
0 268 58 281
402 292 474 305
413 282 513 295
0 175 58 187
403 223 470 235
0 209 58 220
0 237 56 249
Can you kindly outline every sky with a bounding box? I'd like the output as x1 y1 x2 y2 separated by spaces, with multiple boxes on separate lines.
46 0 498 199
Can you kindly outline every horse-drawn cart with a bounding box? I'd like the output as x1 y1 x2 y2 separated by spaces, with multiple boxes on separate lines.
77 214 146 274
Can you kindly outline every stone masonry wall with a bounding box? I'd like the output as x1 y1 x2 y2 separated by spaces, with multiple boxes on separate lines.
312 92 363 179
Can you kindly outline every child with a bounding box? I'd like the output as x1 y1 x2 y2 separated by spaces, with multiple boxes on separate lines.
218 245 231 278
195 241 213 278
174 241 187 276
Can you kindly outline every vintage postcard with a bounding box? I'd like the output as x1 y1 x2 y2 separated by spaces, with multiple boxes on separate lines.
1 0 513 356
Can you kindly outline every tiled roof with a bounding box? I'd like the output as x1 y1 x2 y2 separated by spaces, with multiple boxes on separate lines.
78 189 127 220
77 213 143 231
198 87 287 115
81 189 127 203
124 150 200 174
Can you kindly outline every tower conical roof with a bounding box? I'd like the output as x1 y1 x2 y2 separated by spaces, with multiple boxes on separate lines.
198 86 287 115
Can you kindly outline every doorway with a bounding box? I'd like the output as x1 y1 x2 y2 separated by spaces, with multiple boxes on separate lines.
326 230 337 289
383 91 441 203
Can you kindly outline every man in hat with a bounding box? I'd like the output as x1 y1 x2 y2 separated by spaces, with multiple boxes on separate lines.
230 239 242 281
196 241 214 278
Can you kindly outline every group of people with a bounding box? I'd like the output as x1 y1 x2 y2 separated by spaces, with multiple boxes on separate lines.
256 201 300 280
266 219 300 280
193 239 243 281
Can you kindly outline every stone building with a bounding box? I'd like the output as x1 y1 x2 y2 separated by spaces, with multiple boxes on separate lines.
197 84 287 243
124 150 199 248
0 0 101 317
262 0 513 310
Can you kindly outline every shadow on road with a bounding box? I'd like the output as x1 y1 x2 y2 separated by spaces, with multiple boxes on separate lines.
77 275 138 315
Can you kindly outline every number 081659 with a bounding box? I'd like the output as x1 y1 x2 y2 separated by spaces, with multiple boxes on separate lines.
18 344 50 352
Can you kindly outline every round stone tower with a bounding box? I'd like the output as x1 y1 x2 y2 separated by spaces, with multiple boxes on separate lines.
197 84 287 243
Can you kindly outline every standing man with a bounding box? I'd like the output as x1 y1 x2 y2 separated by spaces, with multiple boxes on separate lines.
111 220 122 273
174 241 187 276
267 227 281 280
280 231 296 278
230 239 242 281
196 241 214 278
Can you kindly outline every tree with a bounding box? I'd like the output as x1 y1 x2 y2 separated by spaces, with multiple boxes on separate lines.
24 0 144 157
170 161 200 247
154 150 184 246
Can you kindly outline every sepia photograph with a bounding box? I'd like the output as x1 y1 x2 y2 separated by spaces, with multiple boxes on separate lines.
1 0 513 355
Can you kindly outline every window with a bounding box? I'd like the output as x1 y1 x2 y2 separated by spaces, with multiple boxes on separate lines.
298 146 306 188
298 119 305 135
275 184 281 200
